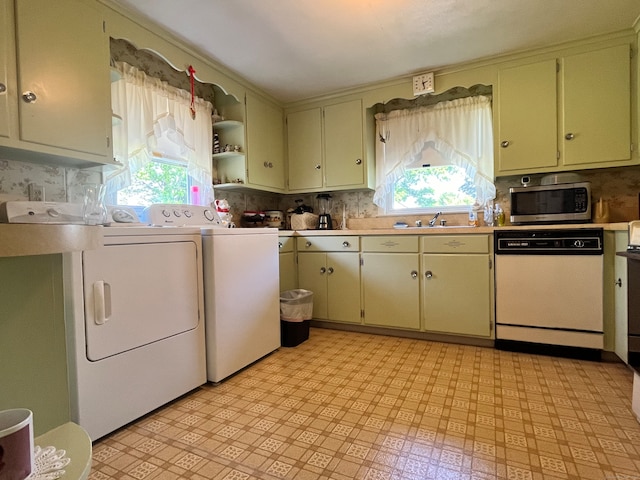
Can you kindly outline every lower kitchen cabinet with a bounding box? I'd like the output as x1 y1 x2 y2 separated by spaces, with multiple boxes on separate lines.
422 235 493 337
278 236 297 293
296 236 361 323
361 236 420 329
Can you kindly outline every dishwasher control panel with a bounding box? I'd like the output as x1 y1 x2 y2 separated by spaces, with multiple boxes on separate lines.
495 228 603 254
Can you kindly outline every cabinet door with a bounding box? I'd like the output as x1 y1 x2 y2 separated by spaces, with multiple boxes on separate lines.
287 108 323 190
614 231 629 363
14 0 110 157
246 93 285 190
326 252 361 323
0 0 11 139
297 252 328 319
422 254 491 337
362 253 420 329
497 59 558 173
324 99 364 188
562 44 631 166
279 251 297 294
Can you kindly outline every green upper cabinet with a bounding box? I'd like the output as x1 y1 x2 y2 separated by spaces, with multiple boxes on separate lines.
287 107 323 190
287 98 372 192
561 44 631 167
0 0 114 167
0 0 10 139
245 93 285 191
496 42 634 176
497 59 558 173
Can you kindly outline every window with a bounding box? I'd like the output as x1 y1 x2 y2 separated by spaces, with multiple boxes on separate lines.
374 95 495 214
106 61 213 208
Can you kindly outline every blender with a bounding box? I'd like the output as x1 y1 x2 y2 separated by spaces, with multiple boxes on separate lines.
316 193 333 229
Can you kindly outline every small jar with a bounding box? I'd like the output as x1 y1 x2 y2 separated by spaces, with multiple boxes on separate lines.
494 204 506 227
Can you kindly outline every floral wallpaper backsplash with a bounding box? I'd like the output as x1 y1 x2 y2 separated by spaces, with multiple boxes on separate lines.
2 155 640 228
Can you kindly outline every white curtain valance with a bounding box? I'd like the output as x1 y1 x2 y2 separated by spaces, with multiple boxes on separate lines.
108 62 213 198
373 95 495 208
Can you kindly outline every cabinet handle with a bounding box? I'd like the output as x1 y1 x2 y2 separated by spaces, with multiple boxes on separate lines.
411 270 418 279
425 270 433 279
342 241 350 248
320 267 326 274
305 241 312 248
565 133 575 140
315 164 321 170
615 278 623 287
355 158 362 165
500 140 510 148
0 83 6 93
327 267 334 275
278 242 283 249
22 91 37 103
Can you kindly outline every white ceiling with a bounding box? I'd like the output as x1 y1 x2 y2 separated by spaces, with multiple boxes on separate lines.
112 0 640 103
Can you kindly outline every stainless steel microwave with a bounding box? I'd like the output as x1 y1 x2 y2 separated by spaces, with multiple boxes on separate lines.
509 181 591 225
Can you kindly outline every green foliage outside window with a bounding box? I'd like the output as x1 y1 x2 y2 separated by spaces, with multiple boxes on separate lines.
117 161 188 206
393 165 475 210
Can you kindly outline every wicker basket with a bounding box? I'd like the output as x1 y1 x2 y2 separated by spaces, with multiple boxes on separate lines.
290 212 318 230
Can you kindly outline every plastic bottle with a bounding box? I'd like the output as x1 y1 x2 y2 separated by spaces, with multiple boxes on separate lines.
468 208 479 227
494 203 505 227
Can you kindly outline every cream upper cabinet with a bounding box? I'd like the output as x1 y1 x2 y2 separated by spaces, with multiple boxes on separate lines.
0 0 113 166
245 93 285 191
361 236 420 330
496 43 633 176
497 59 558 173
421 235 493 337
287 99 370 192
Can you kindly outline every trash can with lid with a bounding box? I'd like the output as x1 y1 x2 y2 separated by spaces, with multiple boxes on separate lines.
280 289 313 347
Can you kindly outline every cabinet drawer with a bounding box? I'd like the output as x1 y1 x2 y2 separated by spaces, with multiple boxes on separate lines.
296 236 359 252
278 236 295 253
422 235 489 253
361 236 418 253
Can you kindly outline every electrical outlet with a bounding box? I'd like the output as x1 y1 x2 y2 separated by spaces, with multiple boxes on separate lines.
28 183 44 201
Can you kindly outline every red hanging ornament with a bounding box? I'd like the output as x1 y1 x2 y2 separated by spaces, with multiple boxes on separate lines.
188 65 196 119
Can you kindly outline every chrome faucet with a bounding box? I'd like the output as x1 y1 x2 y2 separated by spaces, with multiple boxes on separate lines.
428 211 442 227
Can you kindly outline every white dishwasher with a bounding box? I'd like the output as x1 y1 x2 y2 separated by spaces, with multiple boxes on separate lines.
494 228 604 356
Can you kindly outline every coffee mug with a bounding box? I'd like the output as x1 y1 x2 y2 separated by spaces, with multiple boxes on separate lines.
0 409 34 480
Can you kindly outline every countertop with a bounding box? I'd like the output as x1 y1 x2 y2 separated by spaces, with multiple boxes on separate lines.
277 222 630 236
0 224 102 257
34 422 92 480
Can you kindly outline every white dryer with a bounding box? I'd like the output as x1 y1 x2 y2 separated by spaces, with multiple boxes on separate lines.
146 204 281 383
63 224 206 441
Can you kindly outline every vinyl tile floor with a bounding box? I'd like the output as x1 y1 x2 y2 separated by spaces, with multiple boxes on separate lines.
89 328 640 480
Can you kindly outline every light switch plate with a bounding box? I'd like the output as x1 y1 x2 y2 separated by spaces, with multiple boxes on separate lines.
413 72 435 96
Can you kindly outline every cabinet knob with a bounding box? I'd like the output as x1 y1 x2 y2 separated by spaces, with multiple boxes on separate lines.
327 267 334 275
264 161 269 168
22 91 37 103
305 241 312 248
355 158 362 165
500 140 510 148
278 242 283 249
315 164 321 170
342 241 350 248
269 162 273 168
411 270 418 279
0 83 6 94
565 132 575 140
425 270 433 279
615 278 623 287
320 267 326 274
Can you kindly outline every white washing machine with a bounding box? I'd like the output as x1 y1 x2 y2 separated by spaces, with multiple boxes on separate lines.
63 210 206 440
146 204 281 382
